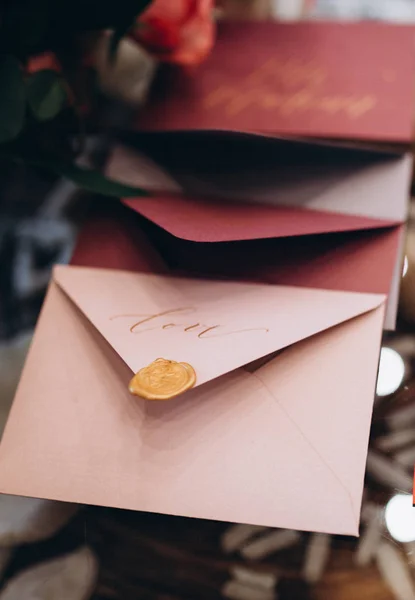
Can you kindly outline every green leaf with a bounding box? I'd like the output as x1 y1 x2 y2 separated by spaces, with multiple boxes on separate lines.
27 158 148 197
0 56 26 143
0 144 148 197
56 162 149 197
27 70 67 122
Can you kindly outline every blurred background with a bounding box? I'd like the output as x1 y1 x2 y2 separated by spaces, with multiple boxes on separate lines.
1 1 415 599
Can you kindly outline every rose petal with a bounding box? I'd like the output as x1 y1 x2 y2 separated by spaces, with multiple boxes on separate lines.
136 0 215 65
26 53 61 75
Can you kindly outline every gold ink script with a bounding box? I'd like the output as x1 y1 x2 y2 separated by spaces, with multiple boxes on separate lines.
110 307 269 339
204 58 378 120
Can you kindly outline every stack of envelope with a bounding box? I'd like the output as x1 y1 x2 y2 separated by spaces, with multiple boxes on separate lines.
0 21 413 537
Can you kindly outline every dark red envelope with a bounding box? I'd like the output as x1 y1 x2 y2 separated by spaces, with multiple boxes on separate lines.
71 200 168 273
122 193 395 242
74 136 410 330
136 21 415 143
71 198 403 330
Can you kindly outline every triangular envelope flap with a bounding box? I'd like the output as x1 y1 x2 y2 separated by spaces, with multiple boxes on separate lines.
53 265 384 388
122 195 396 243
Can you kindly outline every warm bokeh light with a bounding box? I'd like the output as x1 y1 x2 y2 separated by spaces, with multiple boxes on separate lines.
376 348 405 396
403 255 409 277
385 495 415 543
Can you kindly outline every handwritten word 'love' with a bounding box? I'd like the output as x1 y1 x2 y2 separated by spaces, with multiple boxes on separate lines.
110 307 269 339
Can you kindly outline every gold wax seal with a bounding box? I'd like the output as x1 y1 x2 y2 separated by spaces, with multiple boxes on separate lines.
129 358 197 401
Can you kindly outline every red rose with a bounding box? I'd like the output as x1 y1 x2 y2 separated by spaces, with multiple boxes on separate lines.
26 52 62 75
133 0 215 66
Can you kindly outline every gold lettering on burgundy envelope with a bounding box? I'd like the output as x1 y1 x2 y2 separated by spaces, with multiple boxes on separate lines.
204 58 378 120
110 307 269 339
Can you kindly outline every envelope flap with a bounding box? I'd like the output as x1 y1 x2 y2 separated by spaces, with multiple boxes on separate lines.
53 265 384 388
122 195 397 243
108 144 411 240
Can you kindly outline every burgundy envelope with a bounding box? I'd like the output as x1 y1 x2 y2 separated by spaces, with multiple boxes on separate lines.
99 138 411 329
71 199 167 272
135 21 415 143
71 196 403 334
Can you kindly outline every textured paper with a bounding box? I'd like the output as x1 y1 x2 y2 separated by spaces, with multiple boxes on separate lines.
136 21 415 142
54 265 383 386
0 265 385 535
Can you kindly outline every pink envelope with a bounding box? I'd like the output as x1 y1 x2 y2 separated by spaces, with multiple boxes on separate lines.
0 263 385 535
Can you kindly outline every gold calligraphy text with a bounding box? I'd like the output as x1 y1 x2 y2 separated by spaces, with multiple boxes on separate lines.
204 58 379 120
110 307 269 339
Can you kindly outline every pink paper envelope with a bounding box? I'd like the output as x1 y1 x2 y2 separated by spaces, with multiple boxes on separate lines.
0 264 385 535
